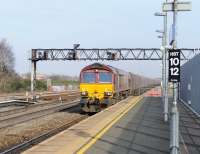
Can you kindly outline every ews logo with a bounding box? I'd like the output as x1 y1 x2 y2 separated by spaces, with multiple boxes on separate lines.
168 49 180 82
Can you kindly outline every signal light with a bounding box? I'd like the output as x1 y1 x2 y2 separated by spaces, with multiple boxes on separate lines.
107 52 116 60
43 51 48 60
68 51 77 60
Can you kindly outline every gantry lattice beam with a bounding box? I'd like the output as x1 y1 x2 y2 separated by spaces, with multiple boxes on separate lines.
30 48 200 61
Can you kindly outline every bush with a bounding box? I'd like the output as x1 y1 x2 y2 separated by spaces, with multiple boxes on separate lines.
36 80 47 91
0 76 47 93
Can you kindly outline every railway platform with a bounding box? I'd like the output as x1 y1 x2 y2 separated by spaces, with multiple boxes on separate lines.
23 88 200 154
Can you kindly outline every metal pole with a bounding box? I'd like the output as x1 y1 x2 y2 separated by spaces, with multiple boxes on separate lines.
31 50 37 102
170 0 179 153
162 37 165 104
164 0 169 122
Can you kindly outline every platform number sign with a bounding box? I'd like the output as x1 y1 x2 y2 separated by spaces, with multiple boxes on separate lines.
169 49 181 82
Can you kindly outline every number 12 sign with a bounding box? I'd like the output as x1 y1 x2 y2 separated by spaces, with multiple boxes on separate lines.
168 49 181 82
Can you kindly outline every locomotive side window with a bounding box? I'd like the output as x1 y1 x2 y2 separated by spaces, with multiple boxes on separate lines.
99 72 112 83
82 72 96 83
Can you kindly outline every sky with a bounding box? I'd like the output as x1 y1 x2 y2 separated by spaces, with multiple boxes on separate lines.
0 0 199 78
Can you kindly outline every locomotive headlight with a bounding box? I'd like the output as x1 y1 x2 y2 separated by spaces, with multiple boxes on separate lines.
104 92 112 96
81 91 88 96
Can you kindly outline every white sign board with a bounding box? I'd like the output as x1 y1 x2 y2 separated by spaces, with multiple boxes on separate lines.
163 2 192 12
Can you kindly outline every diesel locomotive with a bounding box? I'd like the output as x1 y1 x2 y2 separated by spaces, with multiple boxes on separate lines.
79 63 158 112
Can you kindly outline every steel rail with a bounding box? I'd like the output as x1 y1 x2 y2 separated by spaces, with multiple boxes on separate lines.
0 100 80 129
0 100 31 108
0 100 66 117
0 93 80 117
0 91 79 101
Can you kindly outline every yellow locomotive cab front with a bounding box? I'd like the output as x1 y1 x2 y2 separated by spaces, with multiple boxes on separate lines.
80 83 113 100
79 68 114 112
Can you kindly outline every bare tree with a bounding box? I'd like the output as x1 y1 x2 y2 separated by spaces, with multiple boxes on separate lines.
0 39 15 72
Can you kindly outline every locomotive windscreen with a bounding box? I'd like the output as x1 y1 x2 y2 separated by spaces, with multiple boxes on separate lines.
99 72 112 83
82 72 96 83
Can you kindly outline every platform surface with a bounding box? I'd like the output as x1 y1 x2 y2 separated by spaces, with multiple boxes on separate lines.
84 96 170 154
82 96 200 154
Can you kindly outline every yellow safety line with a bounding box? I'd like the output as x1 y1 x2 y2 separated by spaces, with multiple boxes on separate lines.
76 96 143 154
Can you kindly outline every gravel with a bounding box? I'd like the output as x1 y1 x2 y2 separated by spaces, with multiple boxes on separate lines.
0 107 85 152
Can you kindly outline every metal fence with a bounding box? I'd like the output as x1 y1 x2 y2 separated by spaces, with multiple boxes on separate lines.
180 54 200 115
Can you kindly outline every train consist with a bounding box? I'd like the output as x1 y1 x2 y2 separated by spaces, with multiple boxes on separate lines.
79 63 158 112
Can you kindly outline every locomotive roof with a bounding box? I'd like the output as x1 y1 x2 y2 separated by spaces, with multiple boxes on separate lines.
81 63 129 75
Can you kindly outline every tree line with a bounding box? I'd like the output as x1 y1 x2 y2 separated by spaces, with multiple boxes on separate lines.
0 39 79 93
0 39 46 93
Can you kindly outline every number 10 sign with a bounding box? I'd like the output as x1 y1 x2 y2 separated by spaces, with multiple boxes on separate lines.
168 49 181 82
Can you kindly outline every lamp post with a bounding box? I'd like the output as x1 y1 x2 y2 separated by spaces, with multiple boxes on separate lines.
156 31 164 106
155 11 168 122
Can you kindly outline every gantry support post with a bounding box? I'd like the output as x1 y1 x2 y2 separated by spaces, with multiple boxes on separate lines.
31 49 37 102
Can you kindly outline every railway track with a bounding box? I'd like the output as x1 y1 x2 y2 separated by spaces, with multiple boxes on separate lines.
0 102 55 117
0 90 79 101
0 92 80 117
0 100 31 108
1 115 87 154
0 101 62 117
0 100 80 129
